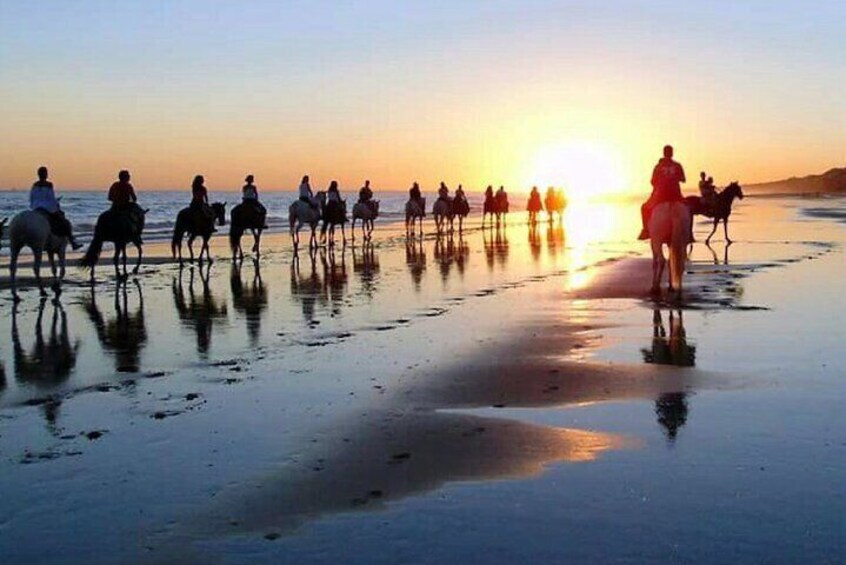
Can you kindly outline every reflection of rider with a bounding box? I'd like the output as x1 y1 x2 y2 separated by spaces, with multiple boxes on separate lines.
639 145 686 240
30 166 82 250
242 174 268 224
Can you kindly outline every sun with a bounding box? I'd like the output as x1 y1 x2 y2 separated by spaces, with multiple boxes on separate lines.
528 140 628 202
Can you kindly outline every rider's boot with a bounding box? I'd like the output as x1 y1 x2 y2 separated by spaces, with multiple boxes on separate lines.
638 227 649 240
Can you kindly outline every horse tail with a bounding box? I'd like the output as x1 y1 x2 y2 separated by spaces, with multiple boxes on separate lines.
79 221 104 270
229 222 239 254
669 204 689 290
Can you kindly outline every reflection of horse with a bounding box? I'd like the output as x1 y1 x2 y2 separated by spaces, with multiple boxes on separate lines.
12 300 79 432
172 202 227 264
546 221 566 259
405 198 426 236
172 264 227 359
83 280 147 373
648 201 691 297
529 223 542 263
80 205 147 281
705 241 731 265
6 210 69 300
405 238 426 291
289 193 325 252
230 260 268 347
229 201 266 262
641 309 695 442
483 225 509 271
684 181 744 244
434 235 455 284
290 251 324 323
351 200 379 241
352 242 380 299
321 248 347 316
432 199 454 235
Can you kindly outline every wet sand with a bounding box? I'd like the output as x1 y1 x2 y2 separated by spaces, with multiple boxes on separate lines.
1 197 845 563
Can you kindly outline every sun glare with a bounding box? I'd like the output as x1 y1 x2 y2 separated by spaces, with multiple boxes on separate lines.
528 141 627 203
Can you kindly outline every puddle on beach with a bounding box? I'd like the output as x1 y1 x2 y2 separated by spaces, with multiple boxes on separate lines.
1 195 845 562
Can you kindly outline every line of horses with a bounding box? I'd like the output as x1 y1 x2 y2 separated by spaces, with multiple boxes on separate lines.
0 182 743 302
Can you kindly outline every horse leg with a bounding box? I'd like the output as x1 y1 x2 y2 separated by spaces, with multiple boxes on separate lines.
122 246 128 277
10 245 21 302
33 250 47 297
188 236 196 264
48 251 57 279
133 241 143 274
341 223 347 246
113 247 121 279
706 218 718 245
723 218 732 244
650 242 664 295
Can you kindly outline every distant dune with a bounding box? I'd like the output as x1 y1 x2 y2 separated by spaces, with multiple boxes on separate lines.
747 167 846 194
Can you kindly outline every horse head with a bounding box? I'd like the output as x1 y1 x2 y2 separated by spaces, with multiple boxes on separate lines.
728 181 744 200
212 202 227 226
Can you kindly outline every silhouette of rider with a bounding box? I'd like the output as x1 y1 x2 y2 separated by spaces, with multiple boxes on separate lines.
358 179 375 213
190 175 216 229
242 174 268 222
639 145 686 240
528 186 542 212
409 182 424 210
30 166 82 250
495 185 509 211
298 175 318 210
437 182 451 203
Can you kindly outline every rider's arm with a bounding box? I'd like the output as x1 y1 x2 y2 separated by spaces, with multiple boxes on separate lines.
108 183 116 202
130 184 137 202
679 165 686 184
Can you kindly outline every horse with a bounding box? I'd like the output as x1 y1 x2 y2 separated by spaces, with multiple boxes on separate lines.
6 210 70 300
289 193 324 252
432 198 454 235
172 202 227 265
351 200 379 240
527 193 543 224
229 201 266 262
80 205 147 281
545 191 567 222
321 197 348 247
684 181 744 244
648 201 691 298
405 197 426 236
453 196 470 232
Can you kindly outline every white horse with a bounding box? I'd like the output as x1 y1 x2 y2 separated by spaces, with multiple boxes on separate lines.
351 200 379 240
649 201 691 298
289 193 324 252
432 198 454 235
6 211 69 300
405 197 426 236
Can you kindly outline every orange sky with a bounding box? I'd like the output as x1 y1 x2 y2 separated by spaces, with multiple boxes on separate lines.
1 2 843 194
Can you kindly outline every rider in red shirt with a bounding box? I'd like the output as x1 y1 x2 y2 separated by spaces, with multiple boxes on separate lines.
639 145 686 240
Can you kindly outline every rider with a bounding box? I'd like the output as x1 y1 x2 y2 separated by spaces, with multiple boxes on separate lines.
639 145 686 240
190 175 216 230
528 186 542 213
495 185 509 211
108 169 138 211
699 172 717 213
358 179 376 214
437 182 451 203
299 175 319 210
409 182 425 213
30 166 82 250
242 174 268 228
455 184 467 203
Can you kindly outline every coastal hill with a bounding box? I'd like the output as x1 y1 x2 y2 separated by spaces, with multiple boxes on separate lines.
747 167 846 194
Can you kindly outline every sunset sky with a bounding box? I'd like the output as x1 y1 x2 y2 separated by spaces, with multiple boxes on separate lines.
1 1 843 194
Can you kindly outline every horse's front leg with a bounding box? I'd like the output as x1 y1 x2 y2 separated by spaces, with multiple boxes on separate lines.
253 230 261 258
188 236 196 263
113 247 122 279
48 251 57 279
341 223 347 246
122 246 128 277
10 246 21 302
723 218 732 244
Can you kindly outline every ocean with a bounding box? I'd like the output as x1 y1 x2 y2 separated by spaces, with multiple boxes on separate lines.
0 189 488 248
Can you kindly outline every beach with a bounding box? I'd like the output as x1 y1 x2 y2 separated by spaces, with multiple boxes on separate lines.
0 195 845 563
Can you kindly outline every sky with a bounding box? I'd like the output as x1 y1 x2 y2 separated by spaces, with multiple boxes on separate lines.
1 0 844 193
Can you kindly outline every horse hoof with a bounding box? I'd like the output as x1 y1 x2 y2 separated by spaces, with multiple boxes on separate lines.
12 293 22 304
39 288 48 298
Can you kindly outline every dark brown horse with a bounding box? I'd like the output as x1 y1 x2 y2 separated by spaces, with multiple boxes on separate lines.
80 204 147 281
684 181 744 244
229 201 266 261
172 202 227 264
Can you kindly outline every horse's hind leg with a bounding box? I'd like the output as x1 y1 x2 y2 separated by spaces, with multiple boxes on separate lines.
133 241 143 275
33 249 47 297
10 245 21 301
